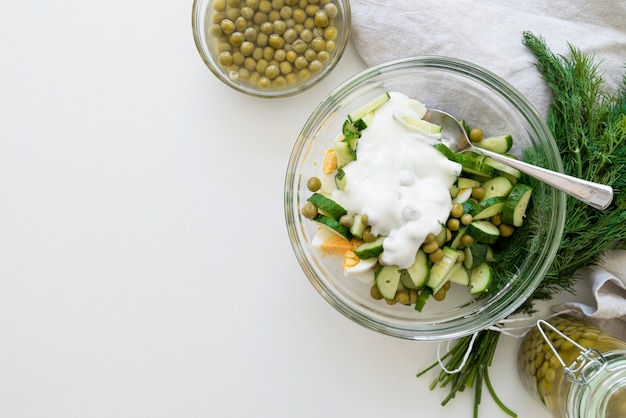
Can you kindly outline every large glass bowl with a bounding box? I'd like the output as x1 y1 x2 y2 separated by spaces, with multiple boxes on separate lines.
192 0 351 98
284 56 566 341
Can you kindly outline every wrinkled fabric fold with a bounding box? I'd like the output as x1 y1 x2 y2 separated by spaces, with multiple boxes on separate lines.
350 0 626 116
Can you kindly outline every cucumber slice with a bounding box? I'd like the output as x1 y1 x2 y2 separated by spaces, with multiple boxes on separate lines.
349 213 366 239
467 220 500 244
353 236 385 259
481 176 514 200
307 193 347 220
432 143 454 159
334 168 347 190
448 263 470 286
463 242 489 269
394 110 443 136
414 288 431 312
452 153 497 178
462 199 480 215
503 184 533 227
426 246 459 293
470 262 493 294
470 196 506 220
342 119 361 141
405 249 430 289
483 156 522 183
457 177 481 189
348 92 390 122
449 225 468 249
400 269 416 290
352 111 375 131
313 214 351 240
334 140 356 169
375 265 401 300
474 134 513 154
435 224 448 247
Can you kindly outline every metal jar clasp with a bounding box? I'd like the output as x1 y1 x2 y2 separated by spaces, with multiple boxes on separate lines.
536 319 608 385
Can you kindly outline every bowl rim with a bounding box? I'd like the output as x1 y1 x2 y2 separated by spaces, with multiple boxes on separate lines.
285 55 567 341
191 0 352 98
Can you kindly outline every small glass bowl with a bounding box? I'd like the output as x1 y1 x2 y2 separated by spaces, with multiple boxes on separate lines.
192 0 351 98
284 56 567 341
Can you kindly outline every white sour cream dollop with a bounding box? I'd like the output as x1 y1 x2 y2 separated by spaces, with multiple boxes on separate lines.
331 92 462 269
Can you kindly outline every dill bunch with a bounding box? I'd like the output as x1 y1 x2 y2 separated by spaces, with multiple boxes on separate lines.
418 32 626 417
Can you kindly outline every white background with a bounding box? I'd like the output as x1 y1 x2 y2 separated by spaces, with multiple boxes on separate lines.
0 2 585 417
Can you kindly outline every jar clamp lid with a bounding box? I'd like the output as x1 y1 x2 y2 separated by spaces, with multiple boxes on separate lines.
536 319 608 386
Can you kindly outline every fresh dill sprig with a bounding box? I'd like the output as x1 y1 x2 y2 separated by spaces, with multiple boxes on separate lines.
418 32 626 417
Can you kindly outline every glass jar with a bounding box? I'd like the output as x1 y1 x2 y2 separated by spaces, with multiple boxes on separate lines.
517 315 626 417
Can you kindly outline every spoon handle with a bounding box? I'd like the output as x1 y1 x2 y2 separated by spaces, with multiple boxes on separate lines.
475 148 613 210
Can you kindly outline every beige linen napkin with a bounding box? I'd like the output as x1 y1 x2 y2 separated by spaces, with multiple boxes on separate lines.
351 1 626 339
350 0 626 116
553 250 626 340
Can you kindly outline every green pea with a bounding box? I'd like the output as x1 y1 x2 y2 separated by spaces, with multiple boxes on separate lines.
244 27 258 42
324 3 338 19
309 59 322 73
263 46 274 61
280 5 293 19
265 64 280 79
273 49 286 62
310 37 325 52
244 57 257 71
252 46 263 60
294 56 308 69
241 6 255 19
209 24 222 37
298 68 311 81
307 176 322 191
317 50 330 63
256 32 268 47
272 76 287 89
253 12 268 25
292 39 307 53
232 51 245 65
218 51 233 66
255 58 269 73
272 0 285 8
283 28 298 43
304 48 316 61
324 26 337 40
257 75 271 89
292 8 306 23
268 34 285 49
314 10 329 27
213 0 227 12
259 0 272 13
305 4 319 16
279 61 292 74
235 16 248 32
246 0 260 9
273 20 287 35
230 32 245 47
220 19 236 35
240 41 255 56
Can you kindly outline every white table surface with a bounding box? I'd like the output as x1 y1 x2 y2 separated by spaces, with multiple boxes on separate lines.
1 2 587 417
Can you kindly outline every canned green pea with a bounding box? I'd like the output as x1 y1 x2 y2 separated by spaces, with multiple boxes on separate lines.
517 315 626 418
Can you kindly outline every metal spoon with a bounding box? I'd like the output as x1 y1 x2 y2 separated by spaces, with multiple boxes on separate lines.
425 109 614 210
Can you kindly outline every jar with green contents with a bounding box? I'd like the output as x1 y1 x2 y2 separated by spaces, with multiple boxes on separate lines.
517 315 626 417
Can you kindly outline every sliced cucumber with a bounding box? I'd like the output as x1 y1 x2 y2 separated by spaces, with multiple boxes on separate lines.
448 264 470 286
457 177 481 189
462 199 480 215
463 242 489 270
405 249 430 289
375 265 401 300
447 263 470 286
432 143 454 159
342 119 361 141
467 220 500 244
452 153 497 178
414 288 431 312
352 111 375 131
307 193 347 220
394 110 443 136
470 196 506 220
400 269 416 290
483 156 522 183
426 246 459 293
348 92 391 122
449 225 468 249
474 134 513 154
334 140 356 169
349 213 366 239
313 214 351 240
481 176 514 200
435 224 448 247
334 168 347 190
503 184 533 227
353 236 385 259
470 262 493 294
